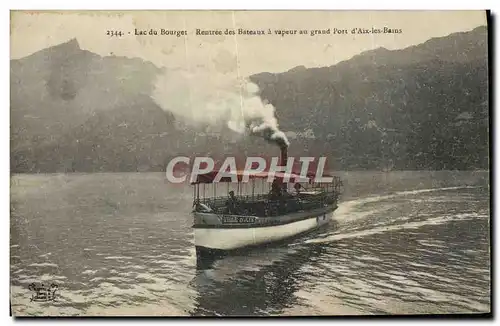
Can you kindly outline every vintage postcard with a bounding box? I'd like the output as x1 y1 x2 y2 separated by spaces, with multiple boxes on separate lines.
10 10 490 317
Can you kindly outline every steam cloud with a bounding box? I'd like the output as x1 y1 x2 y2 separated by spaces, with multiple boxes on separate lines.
151 70 289 148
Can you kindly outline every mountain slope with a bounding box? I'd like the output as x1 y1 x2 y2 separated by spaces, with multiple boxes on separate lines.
10 26 489 172
250 26 489 170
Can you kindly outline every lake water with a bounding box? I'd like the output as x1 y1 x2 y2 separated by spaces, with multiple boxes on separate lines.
10 171 491 316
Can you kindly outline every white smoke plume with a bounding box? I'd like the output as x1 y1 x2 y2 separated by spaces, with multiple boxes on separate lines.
151 69 289 147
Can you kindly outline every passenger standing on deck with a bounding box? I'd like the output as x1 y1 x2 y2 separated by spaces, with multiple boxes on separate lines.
225 190 238 214
269 178 282 200
292 182 303 196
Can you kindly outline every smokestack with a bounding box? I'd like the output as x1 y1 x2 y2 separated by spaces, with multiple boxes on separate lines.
279 145 288 167
251 125 290 150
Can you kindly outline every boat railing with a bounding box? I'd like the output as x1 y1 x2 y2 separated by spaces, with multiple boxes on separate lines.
194 185 339 217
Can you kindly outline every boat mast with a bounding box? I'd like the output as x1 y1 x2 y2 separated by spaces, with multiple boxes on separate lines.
252 178 255 200
193 183 196 206
196 183 200 204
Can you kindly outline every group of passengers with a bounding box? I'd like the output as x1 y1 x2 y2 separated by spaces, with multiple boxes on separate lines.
223 179 303 215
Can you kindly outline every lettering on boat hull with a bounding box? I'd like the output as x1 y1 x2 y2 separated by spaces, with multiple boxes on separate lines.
221 215 257 224
194 211 336 251
194 205 337 229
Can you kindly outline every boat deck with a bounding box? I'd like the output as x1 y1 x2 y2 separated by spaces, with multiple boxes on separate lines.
194 188 338 218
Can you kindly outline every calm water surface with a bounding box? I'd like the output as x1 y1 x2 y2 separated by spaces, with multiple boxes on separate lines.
10 171 490 316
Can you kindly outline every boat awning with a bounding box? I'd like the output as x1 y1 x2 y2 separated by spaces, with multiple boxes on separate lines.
191 170 331 184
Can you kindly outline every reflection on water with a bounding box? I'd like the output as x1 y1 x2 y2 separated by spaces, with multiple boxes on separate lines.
191 230 332 316
10 172 490 316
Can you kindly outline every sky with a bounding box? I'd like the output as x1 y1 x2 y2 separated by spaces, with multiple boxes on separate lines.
10 11 487 77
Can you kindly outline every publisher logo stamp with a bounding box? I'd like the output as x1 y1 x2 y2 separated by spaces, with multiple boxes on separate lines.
28 283 58 303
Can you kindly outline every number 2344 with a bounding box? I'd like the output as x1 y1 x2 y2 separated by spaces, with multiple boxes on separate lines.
107 30 124 37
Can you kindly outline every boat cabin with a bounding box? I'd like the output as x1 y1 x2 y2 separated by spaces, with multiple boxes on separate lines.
191 170 342 218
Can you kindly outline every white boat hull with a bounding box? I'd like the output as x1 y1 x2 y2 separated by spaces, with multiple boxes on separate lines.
194 212 332 251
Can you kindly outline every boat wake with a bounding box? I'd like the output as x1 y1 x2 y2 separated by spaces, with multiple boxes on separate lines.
297 185 482 245
304 212 484 244
333 185 479 221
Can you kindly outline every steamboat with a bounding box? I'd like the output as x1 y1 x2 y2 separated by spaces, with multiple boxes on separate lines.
191 146 343 256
